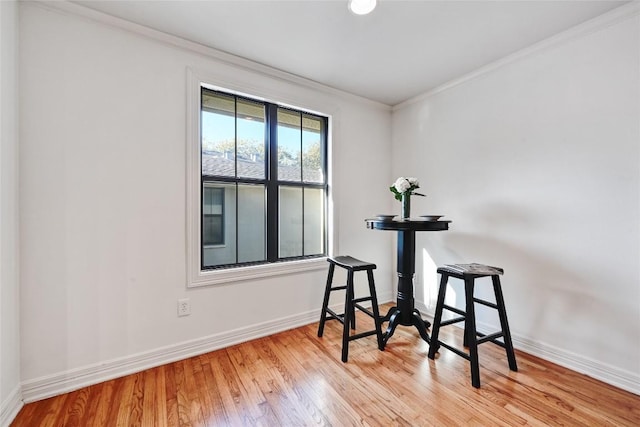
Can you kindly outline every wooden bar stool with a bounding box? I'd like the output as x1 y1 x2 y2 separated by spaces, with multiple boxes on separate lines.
317 256 384 362
427 263 518 387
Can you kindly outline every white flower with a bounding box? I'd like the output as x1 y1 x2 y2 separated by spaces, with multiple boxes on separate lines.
393 177 419 194
393 177 412 193
390 176 424 201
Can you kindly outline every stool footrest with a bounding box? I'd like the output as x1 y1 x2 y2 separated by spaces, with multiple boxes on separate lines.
476 331 504 345
331 285 348 291
440 316 465 327
353 303 375 319
353 296 373 304
436 340 471 361
473 298 498 309
477 331 507 348
442 304 466 317
322 305 377 324
324 308 344 324
348 330 379 341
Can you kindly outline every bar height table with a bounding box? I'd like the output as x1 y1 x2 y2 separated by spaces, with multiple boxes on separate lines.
365 218 451 348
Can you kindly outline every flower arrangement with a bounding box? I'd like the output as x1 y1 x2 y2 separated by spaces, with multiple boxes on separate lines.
390 177 425 201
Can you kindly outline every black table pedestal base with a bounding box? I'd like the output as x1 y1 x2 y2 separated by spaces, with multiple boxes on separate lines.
380 306 431 348
365 217 450 349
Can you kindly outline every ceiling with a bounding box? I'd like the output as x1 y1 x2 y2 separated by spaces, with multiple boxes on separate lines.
72 0 628 105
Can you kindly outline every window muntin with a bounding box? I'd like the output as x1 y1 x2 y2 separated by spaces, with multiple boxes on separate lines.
200 88 327 270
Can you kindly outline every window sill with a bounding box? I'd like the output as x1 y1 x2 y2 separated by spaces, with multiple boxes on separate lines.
187 257 328 288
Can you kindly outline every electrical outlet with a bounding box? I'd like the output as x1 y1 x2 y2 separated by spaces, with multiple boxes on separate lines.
177 298 191 317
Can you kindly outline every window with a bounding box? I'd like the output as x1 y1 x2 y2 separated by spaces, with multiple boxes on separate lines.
200 88 327 270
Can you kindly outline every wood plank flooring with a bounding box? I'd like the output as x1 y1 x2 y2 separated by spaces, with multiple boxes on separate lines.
12 306 640 426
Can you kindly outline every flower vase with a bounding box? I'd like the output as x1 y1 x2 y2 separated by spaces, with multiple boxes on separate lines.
401 194 411 220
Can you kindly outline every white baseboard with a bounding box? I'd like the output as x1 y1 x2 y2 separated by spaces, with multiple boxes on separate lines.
415 301 640 395
21 289 395 403
0 385 23 427
23 297 637 405
512 333 640 396
21 308 321 403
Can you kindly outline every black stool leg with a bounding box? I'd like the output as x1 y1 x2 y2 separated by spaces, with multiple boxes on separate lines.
465 277 481 388
366 269 384 351
492 275 518 372
428 273 449 359
341 270 355 362
462 279 470 348
317 263 335 337
348 277 356 330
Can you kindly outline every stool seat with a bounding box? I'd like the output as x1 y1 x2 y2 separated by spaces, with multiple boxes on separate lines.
428 263 517 388
437 263 503 277
331 255 377 271
317 256 384 362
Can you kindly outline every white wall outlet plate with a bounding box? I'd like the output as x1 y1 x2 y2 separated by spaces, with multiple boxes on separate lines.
177 298 191 317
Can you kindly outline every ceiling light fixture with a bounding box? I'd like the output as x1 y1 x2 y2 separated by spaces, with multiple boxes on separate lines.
349 0 377 15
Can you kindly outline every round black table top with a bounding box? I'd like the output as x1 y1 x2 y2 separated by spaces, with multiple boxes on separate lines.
365 218 451 231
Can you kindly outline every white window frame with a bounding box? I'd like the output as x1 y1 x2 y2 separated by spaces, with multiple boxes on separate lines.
186 68 332 288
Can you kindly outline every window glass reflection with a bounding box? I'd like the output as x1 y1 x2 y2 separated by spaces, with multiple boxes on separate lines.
279 186 303 258
237 99 266 179
304 188 324 255
302 115 323 183
238 184 266 263
277 109 302 182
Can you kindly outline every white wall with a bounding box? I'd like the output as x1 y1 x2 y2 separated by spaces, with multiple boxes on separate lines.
392 8 640 392
0 0 22 424
15 0 637 410
18 2 393 400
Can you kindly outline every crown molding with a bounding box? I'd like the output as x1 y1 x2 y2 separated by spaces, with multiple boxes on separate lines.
394 1 640 111
23 0 390 111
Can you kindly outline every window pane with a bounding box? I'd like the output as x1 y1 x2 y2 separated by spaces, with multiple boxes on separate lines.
203 186 224 245
202 91 235 178
302 115 323 183
237 99 266 179
277 109 301 182
304 188 324 255
237 184 266 263
279 186 303 258
202 182 236 268
203 215 223 245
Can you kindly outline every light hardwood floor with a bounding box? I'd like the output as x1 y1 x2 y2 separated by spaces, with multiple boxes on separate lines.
12 306 640 426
